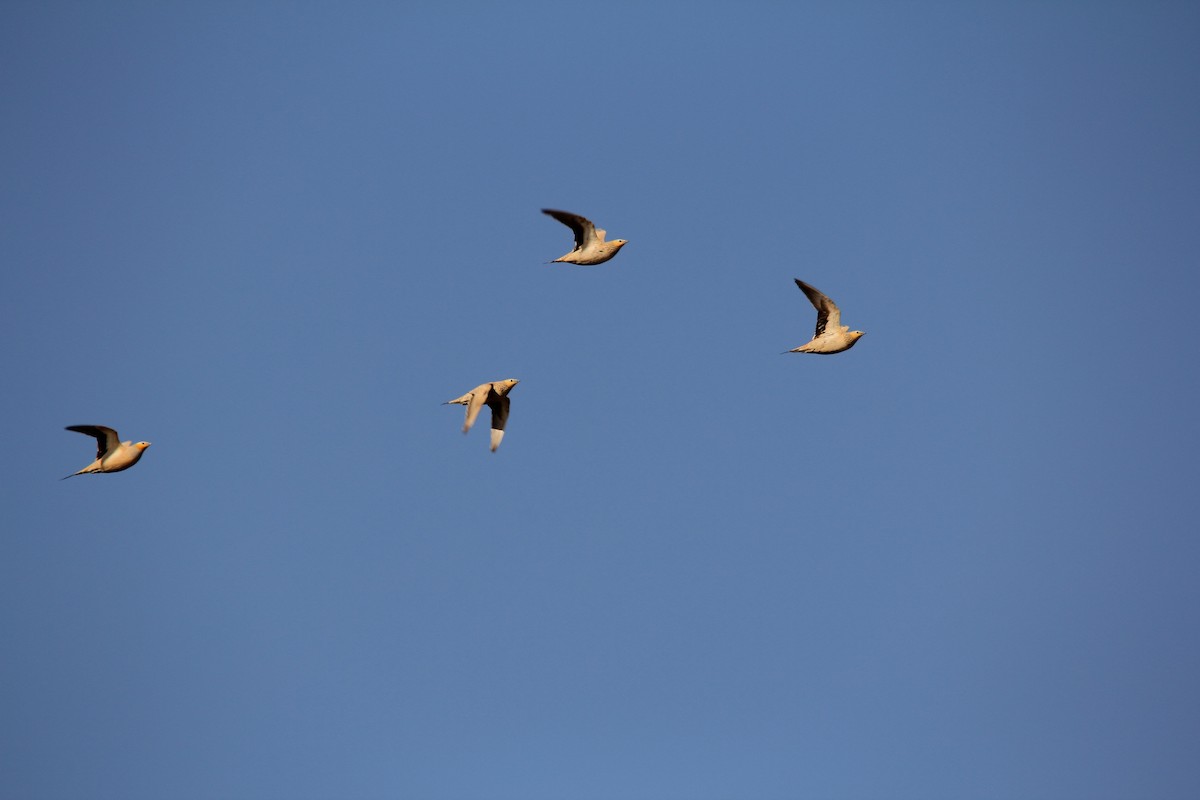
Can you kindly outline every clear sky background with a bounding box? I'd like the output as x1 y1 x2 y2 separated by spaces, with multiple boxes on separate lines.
3 3 1199 798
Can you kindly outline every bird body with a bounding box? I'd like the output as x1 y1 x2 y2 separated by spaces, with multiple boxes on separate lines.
787 279 865 355
542 209 627 265
63 425 151 478
445 379 520 452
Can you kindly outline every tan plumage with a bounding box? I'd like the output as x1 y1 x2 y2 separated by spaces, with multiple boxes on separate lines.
787 279 865 354
62 425 151 479
444 379 520 452
542 209 628 265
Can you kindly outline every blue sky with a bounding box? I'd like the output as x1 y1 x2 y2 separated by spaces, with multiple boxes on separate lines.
3 2 1199 798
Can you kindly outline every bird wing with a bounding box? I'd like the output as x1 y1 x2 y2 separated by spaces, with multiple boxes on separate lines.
66 425 120 459
542 209 597 249
462 388 488 433
487 394 511 452
795 279 842 338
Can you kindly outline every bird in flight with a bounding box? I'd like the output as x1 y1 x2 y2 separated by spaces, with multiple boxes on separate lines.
62 425 152 479
444 379 520 452
541 209 628 265
786 279 865 354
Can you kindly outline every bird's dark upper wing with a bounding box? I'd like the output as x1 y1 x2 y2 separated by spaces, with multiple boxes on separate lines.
486 393 512 452
487 393 511 432
794 279 842 338
66 425 119 458
542 208 596 250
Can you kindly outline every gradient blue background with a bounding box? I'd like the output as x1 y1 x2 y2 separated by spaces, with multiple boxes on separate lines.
3 3 1199 798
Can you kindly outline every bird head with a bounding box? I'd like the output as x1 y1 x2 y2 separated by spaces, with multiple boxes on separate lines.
611 239 628 249
497 378 520 394
135 442 152 450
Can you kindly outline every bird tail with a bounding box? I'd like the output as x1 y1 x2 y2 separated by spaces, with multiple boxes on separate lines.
62 467 100 479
